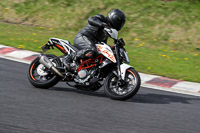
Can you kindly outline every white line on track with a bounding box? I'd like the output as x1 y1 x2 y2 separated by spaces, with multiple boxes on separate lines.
0 55 31 64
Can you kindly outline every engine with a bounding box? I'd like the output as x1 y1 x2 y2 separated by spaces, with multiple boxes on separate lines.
63 54 103 86
74 68 97 85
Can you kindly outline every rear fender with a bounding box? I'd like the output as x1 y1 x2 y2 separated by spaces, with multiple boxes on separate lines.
49 38 77 55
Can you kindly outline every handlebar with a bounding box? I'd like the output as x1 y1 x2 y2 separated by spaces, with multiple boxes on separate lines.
104 28 118 40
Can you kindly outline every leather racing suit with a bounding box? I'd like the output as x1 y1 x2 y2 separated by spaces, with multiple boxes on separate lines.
73 14 110 60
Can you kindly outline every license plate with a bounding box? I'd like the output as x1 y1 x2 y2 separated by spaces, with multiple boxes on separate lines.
41 44 50 52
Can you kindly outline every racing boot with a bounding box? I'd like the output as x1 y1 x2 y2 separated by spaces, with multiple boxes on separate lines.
63 48 96 70
74 48 97 62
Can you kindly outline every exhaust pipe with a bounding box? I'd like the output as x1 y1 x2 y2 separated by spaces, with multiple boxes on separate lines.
39 54 64 78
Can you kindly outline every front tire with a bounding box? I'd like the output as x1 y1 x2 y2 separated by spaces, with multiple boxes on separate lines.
28 54 61 89
104 68 141 100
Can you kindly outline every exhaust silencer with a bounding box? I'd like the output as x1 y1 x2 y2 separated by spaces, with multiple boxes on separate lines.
39 54 64 78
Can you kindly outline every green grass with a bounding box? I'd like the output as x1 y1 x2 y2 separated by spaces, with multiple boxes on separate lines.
0 0 200 82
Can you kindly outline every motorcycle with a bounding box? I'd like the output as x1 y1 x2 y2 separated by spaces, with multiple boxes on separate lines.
28 28 141 100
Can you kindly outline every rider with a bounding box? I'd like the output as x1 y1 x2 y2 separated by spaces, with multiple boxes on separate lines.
71 9 126 62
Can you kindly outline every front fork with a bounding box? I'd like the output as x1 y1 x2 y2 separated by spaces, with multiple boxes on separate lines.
114 44 126 86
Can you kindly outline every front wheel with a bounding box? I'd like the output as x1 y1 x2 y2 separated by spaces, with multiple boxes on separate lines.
104 68 141 100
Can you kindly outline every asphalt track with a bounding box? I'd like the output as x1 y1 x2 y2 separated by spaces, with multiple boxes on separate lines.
0 57 200 133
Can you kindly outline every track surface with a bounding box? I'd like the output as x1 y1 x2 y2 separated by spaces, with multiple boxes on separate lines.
0 58 200 133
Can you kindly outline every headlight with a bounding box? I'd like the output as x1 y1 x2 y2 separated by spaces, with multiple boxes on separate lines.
120 48 130 64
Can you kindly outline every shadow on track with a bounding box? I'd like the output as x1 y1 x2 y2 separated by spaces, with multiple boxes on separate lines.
51 86 106 98
129 93 200 104
50 86 200 104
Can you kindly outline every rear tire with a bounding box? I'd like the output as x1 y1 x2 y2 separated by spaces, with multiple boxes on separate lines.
28 54 61 89
104 68 141 100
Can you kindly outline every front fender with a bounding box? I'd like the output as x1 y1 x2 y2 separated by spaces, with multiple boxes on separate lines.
120 63 134 80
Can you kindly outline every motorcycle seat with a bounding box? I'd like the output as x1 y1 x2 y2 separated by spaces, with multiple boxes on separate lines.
68 42 79 53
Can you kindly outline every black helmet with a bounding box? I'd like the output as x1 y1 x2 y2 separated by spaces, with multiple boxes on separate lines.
108 9 126 31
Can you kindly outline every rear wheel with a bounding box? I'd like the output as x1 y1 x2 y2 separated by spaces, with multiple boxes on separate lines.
28 54 61 89
104 68 141 100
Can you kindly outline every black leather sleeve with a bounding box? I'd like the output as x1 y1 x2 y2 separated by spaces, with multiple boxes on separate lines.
88 14 107 28
103 38 108 43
